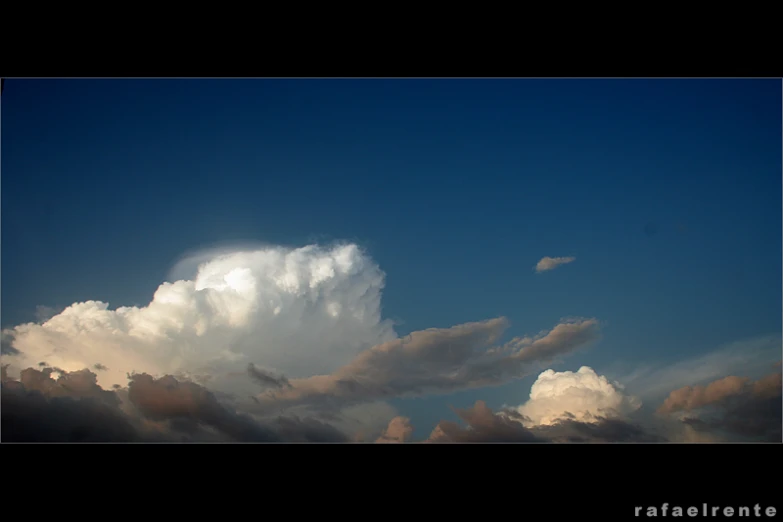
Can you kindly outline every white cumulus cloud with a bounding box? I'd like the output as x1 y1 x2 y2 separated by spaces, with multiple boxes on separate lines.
2 243 397 391
511 366 641 426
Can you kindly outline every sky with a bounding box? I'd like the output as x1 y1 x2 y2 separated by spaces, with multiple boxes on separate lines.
1 78 781 443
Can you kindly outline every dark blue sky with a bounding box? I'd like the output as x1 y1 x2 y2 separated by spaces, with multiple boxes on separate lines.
2 79 780 433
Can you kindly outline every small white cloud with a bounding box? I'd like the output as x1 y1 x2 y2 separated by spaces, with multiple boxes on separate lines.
534 256 575 273
510 366 641 426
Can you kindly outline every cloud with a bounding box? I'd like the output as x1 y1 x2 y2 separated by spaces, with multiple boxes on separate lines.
534 256 575 273
250 317 601 414
2 244 397 391
0 241 607 442
376 416 414 443
425 400 663 443
615 334 782 401
657 371 781 442
1 331 19 355
247 363 290 389
428 401 545 442
127 373 281 441
657 375 749 414
424 367 666 442
1 366 351 442
328 402 404 441
512 366 641 426
1 384 143 442
1 366 142 442
126 372 349 442
529 417 667 442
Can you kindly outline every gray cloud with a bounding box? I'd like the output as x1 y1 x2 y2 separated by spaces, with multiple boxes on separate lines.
425 400 665 443
2 386 142 442
247 363 291 389
127 373 349 442
127 373 280 441
657 375 749 414
13 366 120 406
530 417 667 442
252 317 600 414
427 401 545 442
658 371 782 442
534 256 575 273
1 367 141 442
1 366 351 442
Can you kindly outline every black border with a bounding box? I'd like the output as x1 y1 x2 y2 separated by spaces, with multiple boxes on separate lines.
3 0 783 77
1 34 781 78
2 443 780 518
2 37 781 518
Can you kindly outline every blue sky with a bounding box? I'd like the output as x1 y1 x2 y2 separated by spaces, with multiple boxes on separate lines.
2 79 781 441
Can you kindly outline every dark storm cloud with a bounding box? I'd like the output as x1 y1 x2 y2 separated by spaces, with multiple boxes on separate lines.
14 366 120 406
1 367 140 442
247 363 290 389
428 401 545 442
93 363 108 371
1 366 351 442
424 401 666 443
127 373 348 442
2 388 142 442
273 416 349 442
530 417 668 442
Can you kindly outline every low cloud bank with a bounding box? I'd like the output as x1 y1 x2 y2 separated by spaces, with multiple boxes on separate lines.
657 370 781 442
1 366 349 442
424 400 665 443
3 242 776 443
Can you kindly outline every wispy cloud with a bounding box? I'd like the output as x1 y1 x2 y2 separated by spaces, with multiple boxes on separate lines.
534 256 575 273
614 334 782 401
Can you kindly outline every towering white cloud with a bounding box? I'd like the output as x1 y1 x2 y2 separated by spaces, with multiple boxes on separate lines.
2 244 396 390
512 366 641 426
